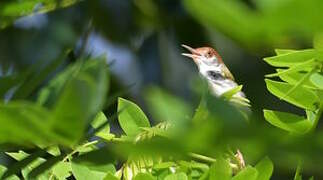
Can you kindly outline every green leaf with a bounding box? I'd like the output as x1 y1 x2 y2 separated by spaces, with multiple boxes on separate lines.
0 102 58 145
164 172 188 180
51 162 72 180
263 110 312 134
294 162 303 180
92 111 110 134
232 166 258 180
104 172 119 180
134 173 156 180
221 85 243 100
72 148 116 172
255 157 274 180
153 162 177 170
310 73 323 89
118 98 150 136
277 70 317 89
274 49 298 55
263 49 316 67
51 58 109 145
0 0 82 29
28 154 65 179
71 162 107 180
265 79 318 110
209 157 232 180
12 50 69 100
37 57 78 108
3 150 48 179
0 165 19 180
265 58 317 78
314 33 323 61
144 86 191 124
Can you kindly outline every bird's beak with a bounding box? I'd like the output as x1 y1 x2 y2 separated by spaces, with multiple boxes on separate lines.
181 44 202 60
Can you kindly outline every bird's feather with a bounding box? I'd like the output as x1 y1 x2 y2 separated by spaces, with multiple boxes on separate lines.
222 65 235 81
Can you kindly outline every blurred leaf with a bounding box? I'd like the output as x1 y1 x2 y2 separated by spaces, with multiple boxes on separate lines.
263 110 312 134
145 86 192 124
12 50 70 100
37 58 78 108
118 98 150 136
0 0 82 29
164 172 188 180
0 165 19 180
183 0 259 49
255 157 274 180
265 79 318 110
51 58 109 145
153 162 177 170
133 173 156 180
310 73 323 89
263 49 316 67
0 102 58 145
232 166 258 180
209 157 232 180
314 33 323 61
294 162 303 180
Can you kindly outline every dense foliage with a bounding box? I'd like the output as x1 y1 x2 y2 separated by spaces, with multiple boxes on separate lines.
1 0 323 179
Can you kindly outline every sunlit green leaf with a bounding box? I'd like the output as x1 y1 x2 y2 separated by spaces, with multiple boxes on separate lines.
232 166 258 180
134 173 156 180
263 49 316 67
221 85 243 100
104 172 119 180
92 111 110 134
255 157 274 180
265 79 318 110
118 98 150 136
209 157 232 180
0 0 82 29
277 70 317 89
164 172 188 180
310 73 323 89
263 110 312 134
274 49 298 55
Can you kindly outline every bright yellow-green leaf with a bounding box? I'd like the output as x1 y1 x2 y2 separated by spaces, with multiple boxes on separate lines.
265 79 318 110
264 49 316 67
255 157 274 180
232 166 258 180
263 110 312 134
118 98 151 136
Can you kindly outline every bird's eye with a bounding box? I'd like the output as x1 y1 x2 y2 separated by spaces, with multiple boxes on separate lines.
206 51 212 58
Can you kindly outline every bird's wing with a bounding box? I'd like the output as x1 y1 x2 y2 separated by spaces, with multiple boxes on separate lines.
222 65 235 81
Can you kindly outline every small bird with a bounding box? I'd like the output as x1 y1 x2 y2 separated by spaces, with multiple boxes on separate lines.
181 44 248 104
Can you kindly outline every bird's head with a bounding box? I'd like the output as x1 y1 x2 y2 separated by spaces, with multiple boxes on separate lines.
181 44 223 67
